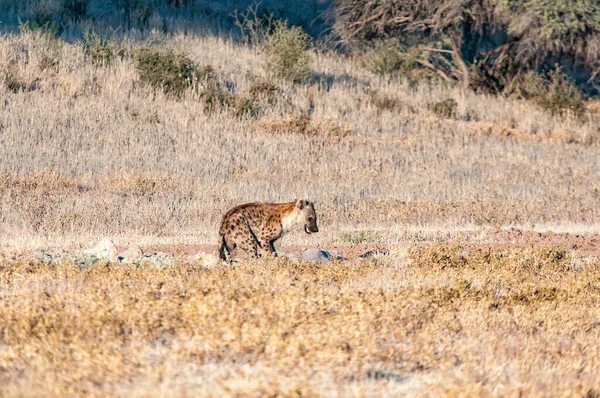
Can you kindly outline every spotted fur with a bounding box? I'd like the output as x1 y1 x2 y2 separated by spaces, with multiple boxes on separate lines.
218 199 318 261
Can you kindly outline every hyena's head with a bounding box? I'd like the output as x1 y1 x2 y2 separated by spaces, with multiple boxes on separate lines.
295 199 319 234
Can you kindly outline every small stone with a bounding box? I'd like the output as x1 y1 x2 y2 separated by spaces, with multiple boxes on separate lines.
142 252 173 268
32 250 53 263
83 238 118 260
301 248 330 262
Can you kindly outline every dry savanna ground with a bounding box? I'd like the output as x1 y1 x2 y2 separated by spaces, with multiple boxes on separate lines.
1 26 600 397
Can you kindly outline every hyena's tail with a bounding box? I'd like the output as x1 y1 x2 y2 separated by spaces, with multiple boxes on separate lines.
218 234 228 261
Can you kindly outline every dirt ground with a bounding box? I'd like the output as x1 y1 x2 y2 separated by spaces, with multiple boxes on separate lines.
138 229 600 259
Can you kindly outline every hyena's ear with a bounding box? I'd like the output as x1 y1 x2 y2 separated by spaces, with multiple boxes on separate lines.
295 199 305 209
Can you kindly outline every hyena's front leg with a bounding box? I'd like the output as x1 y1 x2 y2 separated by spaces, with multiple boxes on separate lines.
271 238 283 255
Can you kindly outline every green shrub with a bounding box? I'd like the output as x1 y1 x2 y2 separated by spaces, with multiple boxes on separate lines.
264 20 312 82
427 98 458 119
81 30 125 67
339 231 374 244
134 48 213 96
361 40 418 76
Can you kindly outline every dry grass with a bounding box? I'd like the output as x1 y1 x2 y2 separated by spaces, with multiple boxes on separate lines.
1 248 600 396
0 31 599 250
1 27 600 396
253 113 351 140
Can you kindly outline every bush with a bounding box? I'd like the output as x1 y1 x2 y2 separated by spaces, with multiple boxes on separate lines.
232 1 275 47
3 69 27 93
198 84 231 111
505 68 584 117
369 90 402 112
361 40 418 76
248 77 279 101
229 95 259 118
81 30 126 67
18 20 63 72
198 84 259 118
427 98 458 119
264 20 312 82
61 0 88 22
134 48 213 96
332 0 600 94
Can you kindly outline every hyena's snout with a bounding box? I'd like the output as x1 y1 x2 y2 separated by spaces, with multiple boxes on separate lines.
304 218 319 234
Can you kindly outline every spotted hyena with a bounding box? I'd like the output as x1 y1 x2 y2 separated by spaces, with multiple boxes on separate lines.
218 199 319 261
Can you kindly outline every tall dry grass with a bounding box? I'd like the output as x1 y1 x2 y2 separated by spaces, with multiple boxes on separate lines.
0 30 599 250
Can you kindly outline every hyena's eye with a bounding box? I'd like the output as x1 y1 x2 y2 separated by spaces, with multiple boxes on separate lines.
308 217 314 222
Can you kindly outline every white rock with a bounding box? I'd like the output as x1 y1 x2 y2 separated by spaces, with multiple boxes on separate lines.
83 238 118 260
283 248 336 262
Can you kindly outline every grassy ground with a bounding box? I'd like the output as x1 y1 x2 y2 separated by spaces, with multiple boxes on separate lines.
0 31 599 251
1 27 600 396
1 246 600 396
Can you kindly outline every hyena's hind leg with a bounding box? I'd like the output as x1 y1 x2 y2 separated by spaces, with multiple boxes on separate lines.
232 223 260 260
219 234 237 261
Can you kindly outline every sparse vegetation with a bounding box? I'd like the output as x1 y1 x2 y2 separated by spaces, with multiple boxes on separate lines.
1 6 600 396
263 20 312 82
505 67 585 117
339 230 374 244
134 47 213 96
81 30 126 67
3 68 26 92
361 40 419 77
232 1 275 47
427 98 458 119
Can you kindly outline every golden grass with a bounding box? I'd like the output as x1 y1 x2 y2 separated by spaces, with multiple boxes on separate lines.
253 114 350 140
1 247 599 396
0 23 599 397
